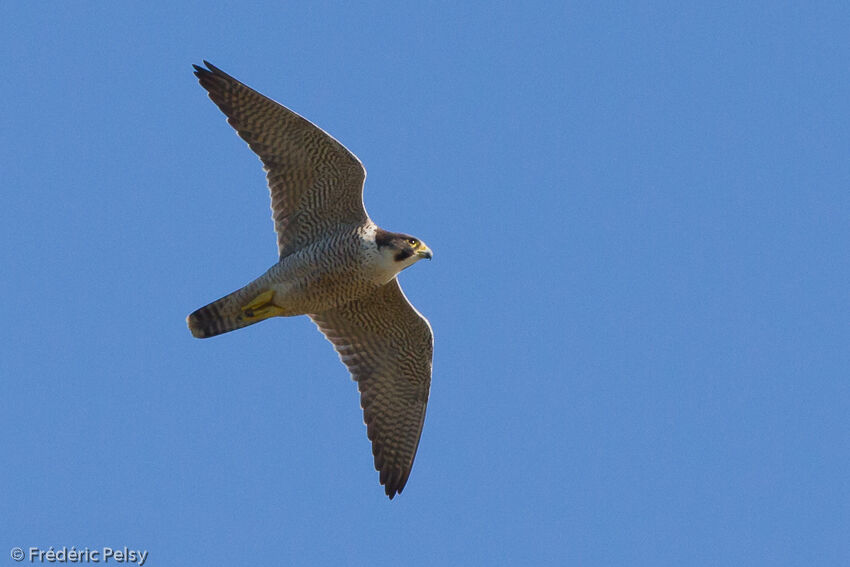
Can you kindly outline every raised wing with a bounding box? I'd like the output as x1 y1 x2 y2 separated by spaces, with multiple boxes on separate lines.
193 61 368 258
310 279 434 498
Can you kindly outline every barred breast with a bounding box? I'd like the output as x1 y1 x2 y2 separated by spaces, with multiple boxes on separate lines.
263 226 382 315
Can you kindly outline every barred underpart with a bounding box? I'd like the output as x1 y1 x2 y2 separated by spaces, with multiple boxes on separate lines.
186 61 434 499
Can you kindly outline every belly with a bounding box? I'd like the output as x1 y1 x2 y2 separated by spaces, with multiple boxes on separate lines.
265 250 379 315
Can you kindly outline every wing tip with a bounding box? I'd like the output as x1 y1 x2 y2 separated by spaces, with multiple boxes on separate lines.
380 466 412 500
192 60 210 79
385 483 402 499
192 60 235 90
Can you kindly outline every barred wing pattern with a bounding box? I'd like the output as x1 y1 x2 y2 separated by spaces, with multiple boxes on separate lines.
193 61 368 258
310 279 434 498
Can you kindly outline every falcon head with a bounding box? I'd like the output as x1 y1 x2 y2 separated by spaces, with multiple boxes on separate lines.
375 229 433 268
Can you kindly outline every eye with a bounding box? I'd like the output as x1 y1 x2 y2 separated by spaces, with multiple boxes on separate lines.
407 238 418 246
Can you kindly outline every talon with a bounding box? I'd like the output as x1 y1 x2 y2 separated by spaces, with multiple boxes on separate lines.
241 290 286 321
243 290 276 312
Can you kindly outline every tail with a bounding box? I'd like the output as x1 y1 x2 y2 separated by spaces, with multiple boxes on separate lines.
187 284 263 339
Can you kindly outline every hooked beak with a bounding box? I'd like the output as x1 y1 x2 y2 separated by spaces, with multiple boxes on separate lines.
416 245 433 260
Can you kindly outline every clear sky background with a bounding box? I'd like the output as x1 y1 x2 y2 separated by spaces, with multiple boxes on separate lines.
1 2 848 566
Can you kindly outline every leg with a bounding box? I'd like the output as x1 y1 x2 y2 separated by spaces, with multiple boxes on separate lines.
241 290 287 321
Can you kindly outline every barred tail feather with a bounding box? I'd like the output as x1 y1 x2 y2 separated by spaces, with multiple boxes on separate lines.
187 286 259 338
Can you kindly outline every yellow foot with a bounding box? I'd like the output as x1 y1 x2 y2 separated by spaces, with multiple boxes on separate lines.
241 290 287 321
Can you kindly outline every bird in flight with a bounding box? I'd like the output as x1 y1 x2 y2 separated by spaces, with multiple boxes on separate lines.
187 61 434 499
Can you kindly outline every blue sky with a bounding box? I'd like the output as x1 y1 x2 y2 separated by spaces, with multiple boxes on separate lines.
1 2 848 565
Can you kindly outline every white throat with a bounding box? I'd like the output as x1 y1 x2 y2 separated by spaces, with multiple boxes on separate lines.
361 224 419 285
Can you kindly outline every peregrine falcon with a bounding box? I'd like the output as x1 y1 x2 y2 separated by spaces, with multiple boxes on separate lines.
186 61 434 499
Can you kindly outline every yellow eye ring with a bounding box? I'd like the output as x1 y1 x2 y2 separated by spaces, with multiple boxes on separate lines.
407 238 418 246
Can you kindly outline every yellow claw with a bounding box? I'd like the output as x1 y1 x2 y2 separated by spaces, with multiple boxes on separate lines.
241 290 286 321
